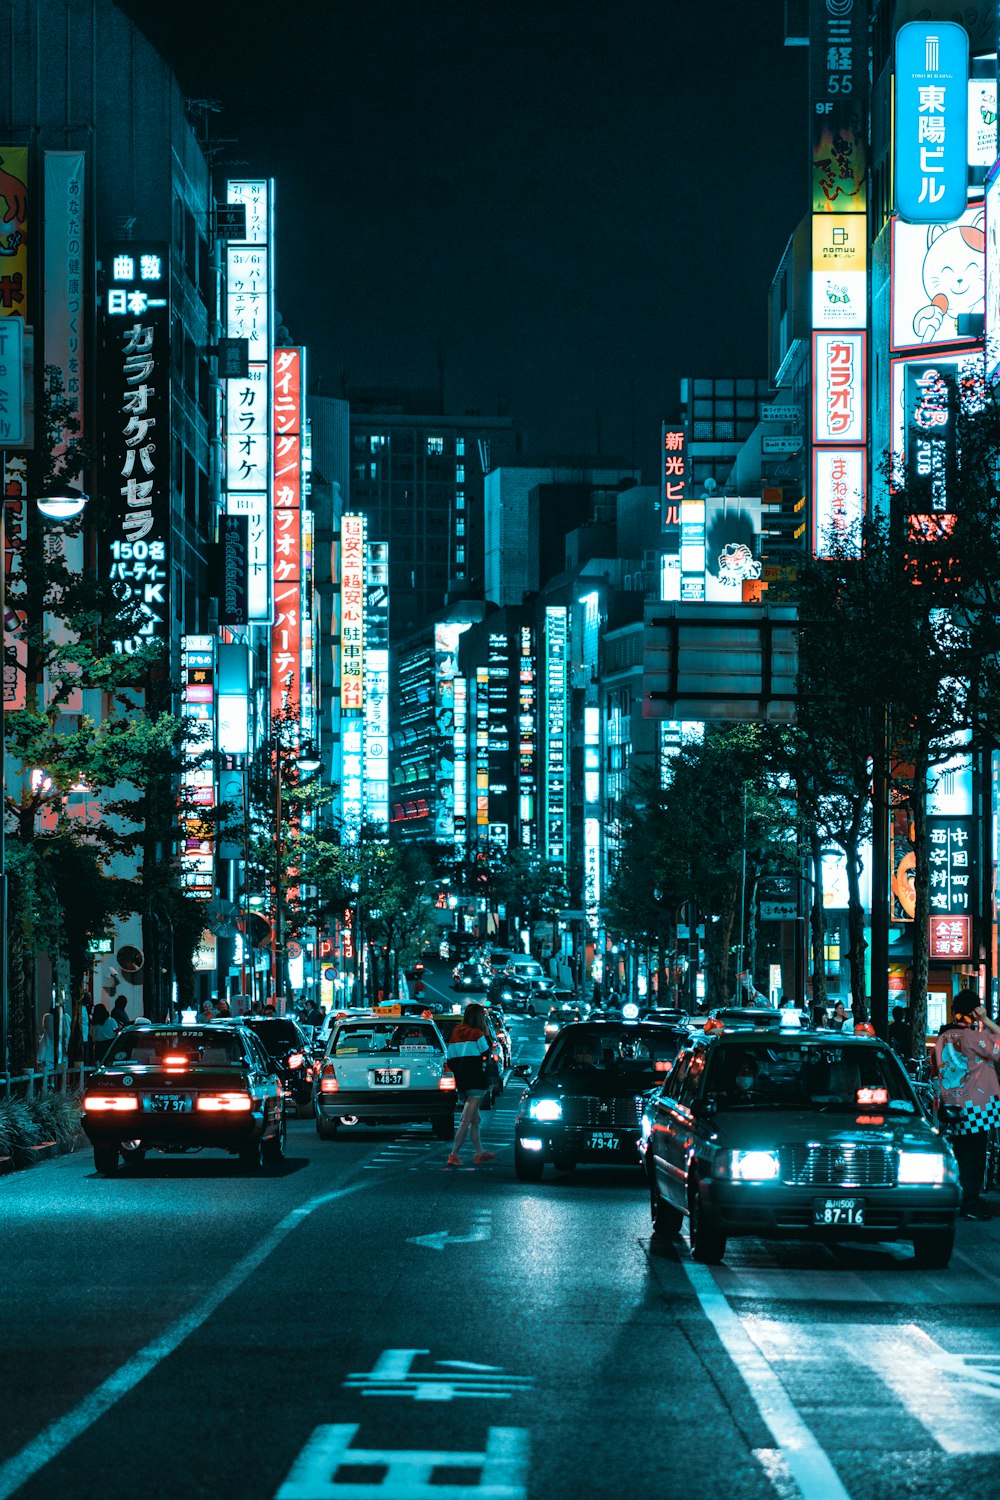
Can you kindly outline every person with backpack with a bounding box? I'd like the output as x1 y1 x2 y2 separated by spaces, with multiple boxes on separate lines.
933 989 1000 1220
444 1002 497 1168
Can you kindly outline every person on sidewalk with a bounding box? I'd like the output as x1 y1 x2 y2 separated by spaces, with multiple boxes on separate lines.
933 989 1000 1221
445 1001 497 1167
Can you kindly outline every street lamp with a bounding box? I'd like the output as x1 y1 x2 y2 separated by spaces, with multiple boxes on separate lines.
2 483 90 1073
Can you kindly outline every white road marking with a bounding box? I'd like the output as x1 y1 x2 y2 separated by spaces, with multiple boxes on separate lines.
343 1348 533 1401
408 1209 492 1251
0 1182 368 1500
681 1261 852 1500
275 1422 529 1499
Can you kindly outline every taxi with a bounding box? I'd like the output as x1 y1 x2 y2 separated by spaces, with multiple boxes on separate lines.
642 1027 961 1267
314 1007 456 1139
80 1024 285 1176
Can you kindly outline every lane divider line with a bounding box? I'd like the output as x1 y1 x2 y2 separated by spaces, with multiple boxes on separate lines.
0 1181 369 1500
680 1259 853 1500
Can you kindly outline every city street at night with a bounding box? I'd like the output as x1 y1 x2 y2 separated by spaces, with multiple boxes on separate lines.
3 1015 1000 1500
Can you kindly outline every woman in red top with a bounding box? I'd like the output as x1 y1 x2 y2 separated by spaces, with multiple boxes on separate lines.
445 1002 497 1167
933 989 1000 1219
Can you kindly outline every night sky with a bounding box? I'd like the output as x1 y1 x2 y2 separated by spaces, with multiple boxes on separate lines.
117 0 806 478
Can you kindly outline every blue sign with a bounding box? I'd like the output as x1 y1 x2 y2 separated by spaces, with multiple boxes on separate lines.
895 22 969 224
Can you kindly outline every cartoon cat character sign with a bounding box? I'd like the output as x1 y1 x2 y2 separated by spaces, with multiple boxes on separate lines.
910 210 985 345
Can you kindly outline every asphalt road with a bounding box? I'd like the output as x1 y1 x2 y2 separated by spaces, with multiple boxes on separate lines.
2 1001 1000 1500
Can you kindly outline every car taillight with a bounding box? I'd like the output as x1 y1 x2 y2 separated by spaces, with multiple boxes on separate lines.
320 1063 339 1094
439 1070 457 1091
162 1054 188 1070
654 1060 671 1073
287 1052 305 1069
83 1095 138 1112
195 1092 253 1112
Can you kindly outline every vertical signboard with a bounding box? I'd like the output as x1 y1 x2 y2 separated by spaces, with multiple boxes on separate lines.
453 674 468 855
659 424 686 542
487 630 511 844
100 245 170 652
812 332 866 443
340 513 366 709
475 667 489 827
181 635 216 899
895 23 970 224
2 149 29 705
904 361 955 510
364 542 390 833
271 347 302 724
517 624 536 842
985 163 1000 382
812 448 866 556
44 152 85 452
810 0 868 214
811 214 868 328
219 513 248 626
544 606 568 866
225 180 272 620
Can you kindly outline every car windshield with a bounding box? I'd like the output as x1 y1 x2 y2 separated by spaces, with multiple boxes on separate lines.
333 1023 442 1056
705 1041 917 1111
543 1026 685 1080
242 1019 302 1052
104 1029 246 1067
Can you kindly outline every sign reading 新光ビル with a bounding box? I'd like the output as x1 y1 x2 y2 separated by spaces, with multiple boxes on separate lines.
895 22 969 225
99 244 170 653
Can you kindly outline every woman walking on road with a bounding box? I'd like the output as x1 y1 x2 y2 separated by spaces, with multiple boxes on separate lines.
445 1002 497 1168
934 990 1000 1220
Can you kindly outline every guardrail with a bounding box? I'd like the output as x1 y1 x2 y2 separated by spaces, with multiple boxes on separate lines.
1 1064 95 1101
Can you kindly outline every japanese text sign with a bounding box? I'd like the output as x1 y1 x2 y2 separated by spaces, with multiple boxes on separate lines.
813 332 866 443
895 22 969 225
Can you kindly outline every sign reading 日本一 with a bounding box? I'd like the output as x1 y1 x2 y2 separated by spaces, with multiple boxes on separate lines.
895 22 969 225
100 245 170 652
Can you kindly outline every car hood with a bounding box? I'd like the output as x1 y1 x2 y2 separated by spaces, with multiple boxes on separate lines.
709 1106 943 1152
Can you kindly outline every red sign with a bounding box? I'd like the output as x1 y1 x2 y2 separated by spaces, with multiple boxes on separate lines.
929 915 971 961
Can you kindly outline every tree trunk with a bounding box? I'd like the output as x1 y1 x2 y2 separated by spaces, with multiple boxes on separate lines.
844 815 868 1019
808 827 828 1013
908 749 930 1055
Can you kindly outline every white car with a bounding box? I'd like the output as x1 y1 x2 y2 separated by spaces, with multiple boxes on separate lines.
314 1012 457 1140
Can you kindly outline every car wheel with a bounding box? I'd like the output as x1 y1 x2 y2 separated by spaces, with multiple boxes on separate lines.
93 1144 119 1177
263 1109 287 1165
688 1182 726 1263
119 1142 147 1173
239 1134 265 1173
432 1116 453 1140
316 1115 339 1141
650 1175 683 1238
912 1227 955 1269
514 1140 545 1182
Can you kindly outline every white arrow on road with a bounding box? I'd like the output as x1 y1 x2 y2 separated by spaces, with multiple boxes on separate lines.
407 1210 492 1251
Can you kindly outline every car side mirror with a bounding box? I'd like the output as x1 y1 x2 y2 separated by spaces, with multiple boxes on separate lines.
693 1096 717 1120
512 1064 531 1080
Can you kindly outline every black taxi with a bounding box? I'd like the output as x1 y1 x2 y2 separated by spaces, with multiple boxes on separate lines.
81 1024 286 1176
642 1026 960 1266
513 1019 688 1181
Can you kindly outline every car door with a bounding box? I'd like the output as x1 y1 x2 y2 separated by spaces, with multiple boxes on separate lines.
653 1051 708 1212
245 1033 280 1126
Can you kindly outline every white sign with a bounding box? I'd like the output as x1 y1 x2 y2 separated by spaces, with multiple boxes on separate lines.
813 447 865 557
760 900 797 922
761 436 802 455
891 208 985 351
0 317 25 445
276 1425 530 1500
760 406 801 423
813 333 865 444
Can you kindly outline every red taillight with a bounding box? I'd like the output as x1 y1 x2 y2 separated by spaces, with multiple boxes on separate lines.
320 1062 339 1094
195 1092 253 1113
162 1053 189 1070
438 1070 457 1091
654 1060 671 1074
287 1051 305 1069
83 1095 138 1112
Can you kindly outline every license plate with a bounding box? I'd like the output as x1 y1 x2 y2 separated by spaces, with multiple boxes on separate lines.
814 1197 865 1226
587 1130 619 1151
373 1069 405 1086
145 1094 190 1113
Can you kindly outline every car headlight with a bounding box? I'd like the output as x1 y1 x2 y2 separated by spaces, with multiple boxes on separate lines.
529 1098 562 1122
731 1149 780 1182
897 1150 948 1185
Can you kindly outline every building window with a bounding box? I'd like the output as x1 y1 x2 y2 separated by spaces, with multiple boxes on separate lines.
455 437 465 456
455 546 465 565
455 490 465 510
455 464 465 482
427 436 444 455
370 462 377 479
456 518 465 536
370 434 386 451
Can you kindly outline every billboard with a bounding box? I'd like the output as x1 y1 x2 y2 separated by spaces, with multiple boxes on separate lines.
809 0 867 215
270 347 302 724
225 179 272 620
100 245 170 653
986 165 1000 382
891 208 984 351
704 496 762 603
894 22 969 225
340 513 366 709
889 350 984 465
968 77 998 179
812 332 866 443
812 447 865 556
660 424 686 540
544 607 568 865
180 636 215 899
812 214 867 328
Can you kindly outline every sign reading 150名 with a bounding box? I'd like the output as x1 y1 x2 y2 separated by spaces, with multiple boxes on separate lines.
895 22 969 225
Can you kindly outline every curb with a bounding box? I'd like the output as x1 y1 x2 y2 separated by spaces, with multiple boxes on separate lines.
0 1136 85 1179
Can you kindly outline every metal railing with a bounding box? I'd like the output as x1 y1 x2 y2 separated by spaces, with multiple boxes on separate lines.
1 1063 95 1101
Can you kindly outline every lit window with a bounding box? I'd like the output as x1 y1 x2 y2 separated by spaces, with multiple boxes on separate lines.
455 438 465 456
456 491 465 510
456 546 465 564
370 434 386 451
427 436 444 455
456 519 465 536
370 462 376 479
455 465 465 482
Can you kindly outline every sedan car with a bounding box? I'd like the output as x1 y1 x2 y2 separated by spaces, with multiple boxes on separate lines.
642 1028 960 1267
235 1015 319 1117
543 1003 585 1041
490 972 556 1015
315 1015 456 1139
452 961 488 993
513 1020 689 1181
81 1024 286 1176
